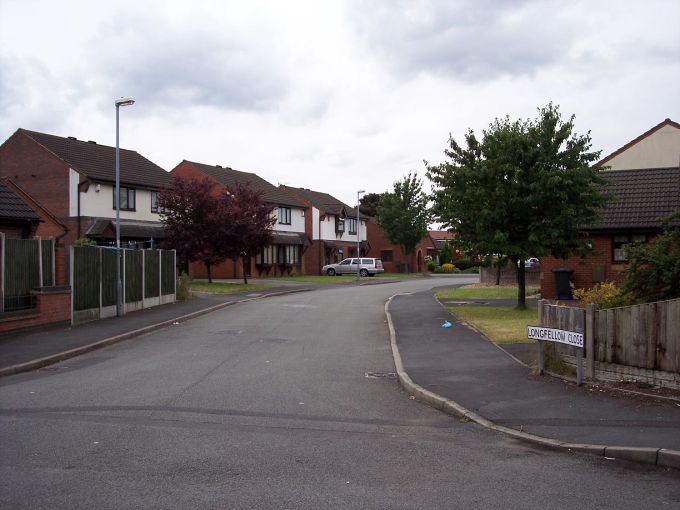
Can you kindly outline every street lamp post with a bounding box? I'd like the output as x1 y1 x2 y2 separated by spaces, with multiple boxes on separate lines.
115 97 135 317
357 189 365 280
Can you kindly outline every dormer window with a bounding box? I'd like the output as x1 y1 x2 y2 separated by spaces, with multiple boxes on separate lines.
335 217 345 233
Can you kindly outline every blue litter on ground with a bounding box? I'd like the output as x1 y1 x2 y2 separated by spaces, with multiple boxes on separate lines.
441 321 452 328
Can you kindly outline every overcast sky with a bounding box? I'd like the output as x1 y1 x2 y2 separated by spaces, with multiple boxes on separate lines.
1 0 678 206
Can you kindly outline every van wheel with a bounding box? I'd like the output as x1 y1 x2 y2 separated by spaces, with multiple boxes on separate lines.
360 269 369 277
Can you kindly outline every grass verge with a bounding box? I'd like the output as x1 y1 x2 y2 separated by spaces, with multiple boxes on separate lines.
447 305 537 344
190 282 273 294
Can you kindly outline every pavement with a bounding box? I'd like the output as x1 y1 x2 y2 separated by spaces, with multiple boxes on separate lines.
1 280 679 470
387 289 680 470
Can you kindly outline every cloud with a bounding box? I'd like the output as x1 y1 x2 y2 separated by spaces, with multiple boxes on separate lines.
0 52 79 136
347 0 579 81
83 11 290 113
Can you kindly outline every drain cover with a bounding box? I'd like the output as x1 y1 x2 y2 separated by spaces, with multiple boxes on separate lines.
365 372 397 379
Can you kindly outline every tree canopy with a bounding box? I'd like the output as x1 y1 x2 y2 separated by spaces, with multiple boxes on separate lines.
376 172 430 264
359 192 382 218
621 213 680 303
427 104 609 308
158 176 224 281
218 183 275 284
158 176 275 283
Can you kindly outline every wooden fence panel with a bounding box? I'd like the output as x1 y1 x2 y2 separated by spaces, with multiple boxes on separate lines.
144 250 160 298
73 246 101 311
4 238 40 311
659 299 680 373
41 239 54 286
161 250 175 295
125 250 143 303
101 249 117 307
593 299 680 372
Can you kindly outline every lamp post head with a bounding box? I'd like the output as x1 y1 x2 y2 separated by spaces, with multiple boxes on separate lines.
115 97 135 107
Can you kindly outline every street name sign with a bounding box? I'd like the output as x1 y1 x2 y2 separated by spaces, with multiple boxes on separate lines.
527 325 584 348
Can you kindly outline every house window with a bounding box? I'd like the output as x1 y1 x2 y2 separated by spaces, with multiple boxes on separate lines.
281 245 300 265
278 207 291 225
348 218 357 235
613 234 646 262
335 217 345 233
256 245 277 265
150 191 166 214
113 187 136 210
380 249 393 262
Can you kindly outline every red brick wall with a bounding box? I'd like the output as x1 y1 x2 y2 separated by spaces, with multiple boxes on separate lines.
365 222 412 272
0 132 72 218
539 234 628 299
0 287 71 334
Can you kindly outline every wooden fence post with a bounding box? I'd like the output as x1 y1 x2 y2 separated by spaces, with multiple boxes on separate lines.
586 303 596 380
537 299 545 375
35 236 43 289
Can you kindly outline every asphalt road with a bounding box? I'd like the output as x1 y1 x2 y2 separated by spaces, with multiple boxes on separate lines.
1 277 678 509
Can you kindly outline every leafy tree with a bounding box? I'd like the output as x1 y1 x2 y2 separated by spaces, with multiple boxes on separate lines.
158 175 226 282
427 104 608 309
359 192 382 217
218 183 275 284
620 213 680 303
376 172 430 269
439 241 453 265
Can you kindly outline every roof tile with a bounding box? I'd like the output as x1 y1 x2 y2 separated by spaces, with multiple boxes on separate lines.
183 161 305 208
20 129 171 189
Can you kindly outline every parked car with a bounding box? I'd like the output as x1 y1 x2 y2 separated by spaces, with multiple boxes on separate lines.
525 257 540 268
322 258 384 277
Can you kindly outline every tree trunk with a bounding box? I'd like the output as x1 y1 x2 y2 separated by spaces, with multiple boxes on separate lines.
515 256 526 310
242 256 248 285
206 261 212 284
495 262 502 286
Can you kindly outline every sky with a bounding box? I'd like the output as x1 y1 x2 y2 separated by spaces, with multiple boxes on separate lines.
1 0 679 207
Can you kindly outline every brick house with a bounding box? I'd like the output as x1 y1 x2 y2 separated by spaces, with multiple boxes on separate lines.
0 179 71 333
540 119 680 298
364 226 455 273
0 129 172 283
171 161 309 279
279 186 368 275
0 179 41 239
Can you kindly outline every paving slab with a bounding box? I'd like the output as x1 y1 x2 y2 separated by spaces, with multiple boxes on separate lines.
389 289 680 452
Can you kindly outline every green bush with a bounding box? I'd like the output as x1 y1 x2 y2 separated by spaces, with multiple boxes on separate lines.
73 236 97 246
573 282 631 309
439 242 453 265
620 215 680 303
441 263 457 273
176 272 192 301
453 258 481 271
433 265 443 273
461 266 479 274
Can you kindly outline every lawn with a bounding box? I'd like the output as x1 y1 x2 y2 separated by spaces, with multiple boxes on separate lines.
189 282 273 294
436 286 539 300
447 305 537 344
